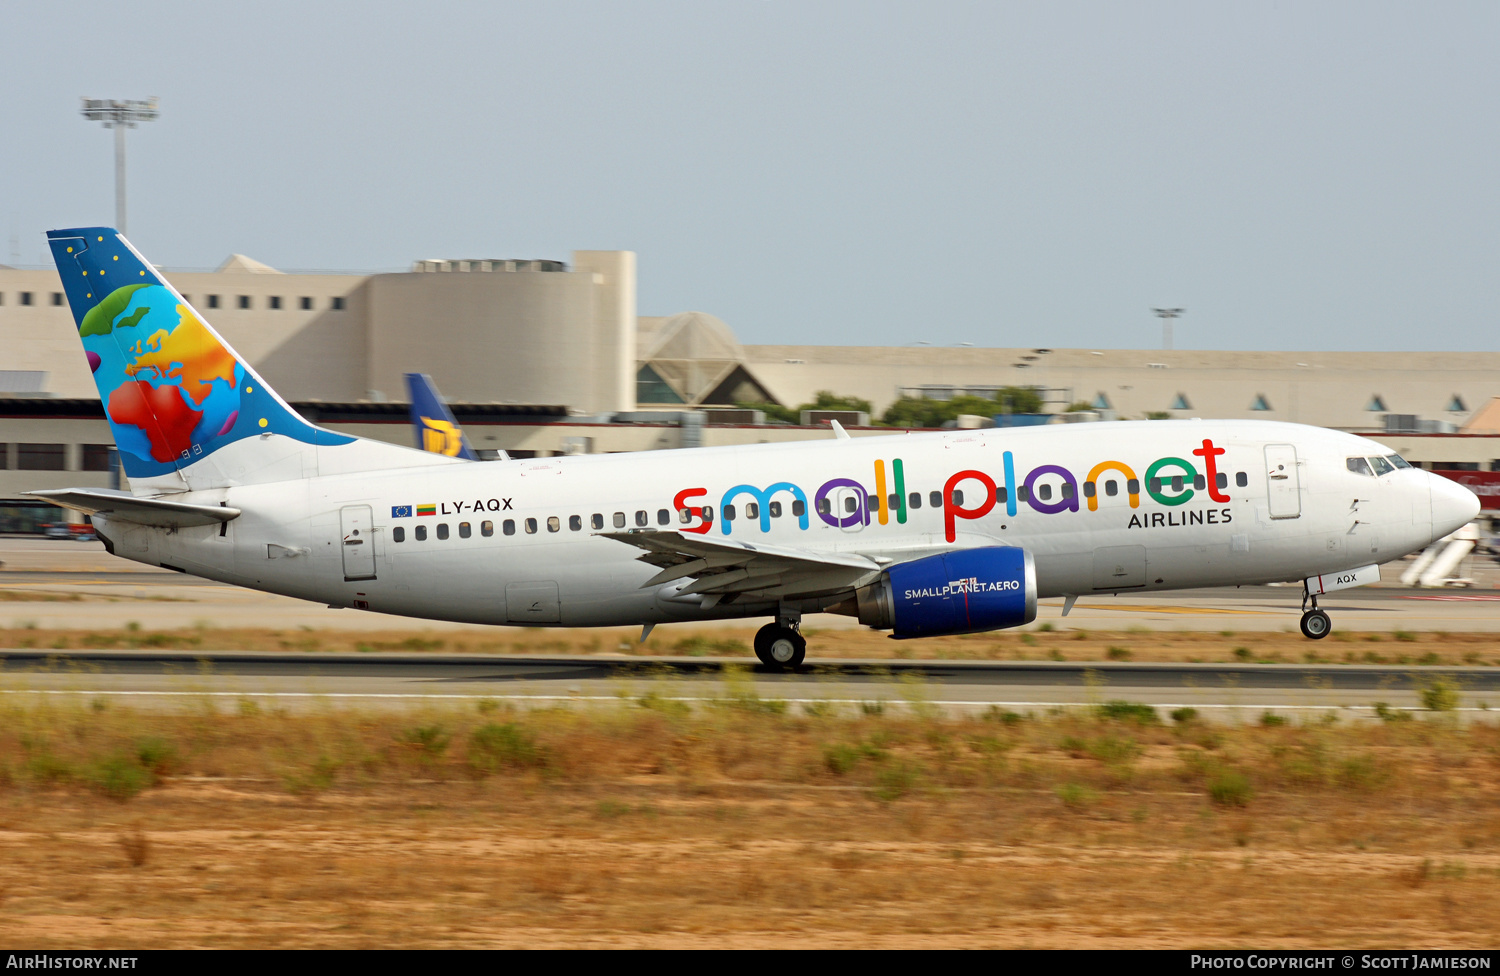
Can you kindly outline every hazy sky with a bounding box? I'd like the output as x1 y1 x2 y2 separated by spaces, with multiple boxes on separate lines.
3 1 1497 351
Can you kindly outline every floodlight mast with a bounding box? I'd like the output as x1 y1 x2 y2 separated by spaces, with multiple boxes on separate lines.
1151 307 1184 351
80 97 159 236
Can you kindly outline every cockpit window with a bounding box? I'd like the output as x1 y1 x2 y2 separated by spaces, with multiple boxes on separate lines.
1386 454 1411 470
1369 455 1395 476
1347 457 1373 477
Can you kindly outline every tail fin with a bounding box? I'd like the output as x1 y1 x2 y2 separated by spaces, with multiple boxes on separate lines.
47 227 454 493
405 372 480 460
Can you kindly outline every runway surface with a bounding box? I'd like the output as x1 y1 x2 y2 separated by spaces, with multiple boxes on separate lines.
2 649 1495 722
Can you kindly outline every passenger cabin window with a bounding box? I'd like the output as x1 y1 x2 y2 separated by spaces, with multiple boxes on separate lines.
1235 472 1248 487
525 518 538 534
701 506 714 523
792 500 805 517
1038 484 1052 501
392 527 405 543
951 489 964 505
613 512 626 528
1062 483 1075 499
547 516 560 532
415 525 427 541
818 498 832 515
1347 457 1374 477
1216 473 1228 489
867 493 879 510
592 514 604 530
745 502 759 519
1369 456 1395 476
657 509 669 525
1193 475 1205 490
928 491 941 508
437 523 449 540
1016 486 1029 501
997 487 1008 502
481 521 494 537
887 494 899 510
908 493 921 510
1387 454 1412 469
679 508 692 523
503 519 515 535
570 515 583 531
843 496 857 513
459 522 471 538
769 501 782 518
1105 480 1118 497
724 504 736 520
635 510 648 527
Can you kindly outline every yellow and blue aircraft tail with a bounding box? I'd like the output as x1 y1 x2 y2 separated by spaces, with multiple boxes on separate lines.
405 373 480 461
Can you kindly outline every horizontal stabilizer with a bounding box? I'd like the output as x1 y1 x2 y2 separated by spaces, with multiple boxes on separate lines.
28 488 240 528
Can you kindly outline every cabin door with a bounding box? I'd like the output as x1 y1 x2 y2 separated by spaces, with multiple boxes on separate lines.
1264 444 1302 519
340 505 377 581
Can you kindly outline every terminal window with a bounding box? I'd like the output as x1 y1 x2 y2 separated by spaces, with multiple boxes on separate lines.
207 295 220 309
18 444 64 471
331 296 345 310
81 445 112 472
20 292 33 306
300 296 313 310
237 296 251 309
268 296 282 310
51 293 63 306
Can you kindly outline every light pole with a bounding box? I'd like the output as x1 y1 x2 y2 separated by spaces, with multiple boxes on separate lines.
1151 307 1184 351
80 97 159 236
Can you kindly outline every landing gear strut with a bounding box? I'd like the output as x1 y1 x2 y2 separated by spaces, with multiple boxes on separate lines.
754 615 806 670
1300 586 1331 640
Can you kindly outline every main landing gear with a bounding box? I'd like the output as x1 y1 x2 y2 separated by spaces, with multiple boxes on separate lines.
1300 585 1332 640
754 614 806 670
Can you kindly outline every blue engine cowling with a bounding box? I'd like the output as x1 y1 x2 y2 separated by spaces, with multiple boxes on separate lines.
856 546 1037 638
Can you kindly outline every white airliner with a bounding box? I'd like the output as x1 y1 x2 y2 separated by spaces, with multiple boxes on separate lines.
33 228 1479 667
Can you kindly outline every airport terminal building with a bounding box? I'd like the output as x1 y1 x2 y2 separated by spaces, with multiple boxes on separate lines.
3 249 1499 529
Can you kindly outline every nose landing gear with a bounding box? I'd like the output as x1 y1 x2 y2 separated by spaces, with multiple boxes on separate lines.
754 614 807 670
1300 585 1332 639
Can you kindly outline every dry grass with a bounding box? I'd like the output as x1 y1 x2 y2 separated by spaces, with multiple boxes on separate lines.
0 694 1497 947
0 623 1498 667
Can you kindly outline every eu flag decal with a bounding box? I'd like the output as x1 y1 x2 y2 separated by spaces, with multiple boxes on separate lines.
391 505 412 518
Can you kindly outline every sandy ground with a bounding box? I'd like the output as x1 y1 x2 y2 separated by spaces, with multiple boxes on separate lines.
0 700 1496 948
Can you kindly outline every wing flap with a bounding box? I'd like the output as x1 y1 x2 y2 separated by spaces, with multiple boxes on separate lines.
600 529 882 602
28 488 241 528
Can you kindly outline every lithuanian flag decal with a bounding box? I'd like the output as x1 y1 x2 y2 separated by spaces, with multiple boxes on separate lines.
417 504 436 516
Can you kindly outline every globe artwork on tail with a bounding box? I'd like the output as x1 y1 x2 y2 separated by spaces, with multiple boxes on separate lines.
82 283 244 466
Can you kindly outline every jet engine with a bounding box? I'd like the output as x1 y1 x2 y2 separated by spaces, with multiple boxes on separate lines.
852 546 1037 638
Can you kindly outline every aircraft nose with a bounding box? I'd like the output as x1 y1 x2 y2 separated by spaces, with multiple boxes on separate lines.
1429 472 1480 540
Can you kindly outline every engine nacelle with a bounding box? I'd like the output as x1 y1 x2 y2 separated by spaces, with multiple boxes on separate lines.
855 546 1037 638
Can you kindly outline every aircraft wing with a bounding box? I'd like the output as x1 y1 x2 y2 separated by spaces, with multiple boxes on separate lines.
600 529 883 604
29 488 241 528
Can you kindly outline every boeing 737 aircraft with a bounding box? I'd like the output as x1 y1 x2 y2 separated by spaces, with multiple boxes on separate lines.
33 228 1479 668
